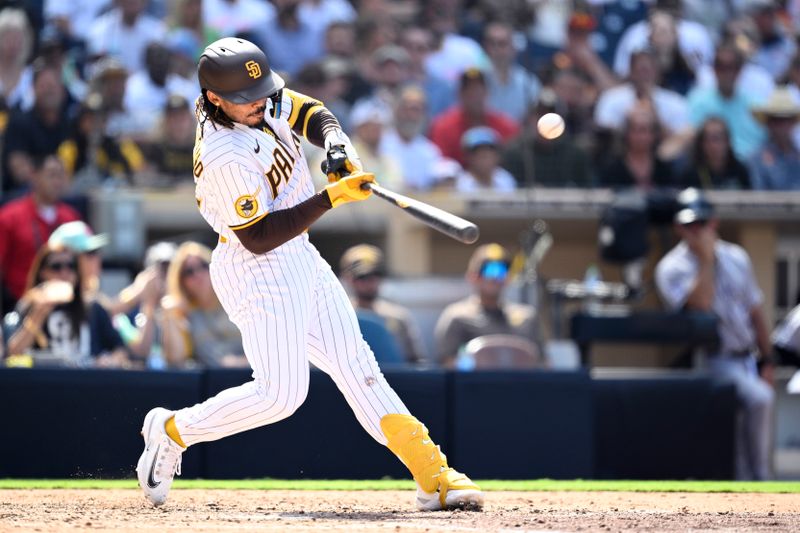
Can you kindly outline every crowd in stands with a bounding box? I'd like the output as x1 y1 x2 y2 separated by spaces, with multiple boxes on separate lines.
0 1 799 198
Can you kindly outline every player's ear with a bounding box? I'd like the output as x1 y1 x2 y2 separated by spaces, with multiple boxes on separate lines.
206 90 222 107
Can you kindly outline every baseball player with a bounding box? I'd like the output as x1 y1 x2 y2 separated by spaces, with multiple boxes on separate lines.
135 38 483 511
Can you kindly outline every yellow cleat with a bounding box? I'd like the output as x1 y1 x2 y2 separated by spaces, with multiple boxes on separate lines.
381 414 484 512
415 467 484 511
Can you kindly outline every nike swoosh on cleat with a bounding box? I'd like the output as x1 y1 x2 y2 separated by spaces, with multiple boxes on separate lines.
147 444 161 489
422 439 432 445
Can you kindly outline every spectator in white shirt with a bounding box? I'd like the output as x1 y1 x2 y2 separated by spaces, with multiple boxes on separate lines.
124 42 198 134
595 49 689 135
202 0 274 37
86 0 167 74
379 85 444 191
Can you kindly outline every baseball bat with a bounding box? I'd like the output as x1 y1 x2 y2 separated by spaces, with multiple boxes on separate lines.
361 182 480 244
322 148 479 244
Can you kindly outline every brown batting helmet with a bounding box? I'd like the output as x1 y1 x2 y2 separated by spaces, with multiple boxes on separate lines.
198 38 284 103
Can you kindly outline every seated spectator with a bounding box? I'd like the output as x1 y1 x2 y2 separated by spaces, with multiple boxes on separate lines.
378 85 443 191
647 10 695 96
113 242 176 369
688 42 767 162
502 93 592 188
3 242 128 367
550 68 598 154
57 93 145 190
340 244 425 365
556 10 618 94
421 2 489 84
749 87 800 190
88 57 146 139
86 0 167 74
594 49 689 136
748 0 796 81
400 25 455 120
254 0 324 77
1 60 75 194
0 7 34 112
693 19 774 106
360 44 413 115
349 100 403 189
482 20 540 123
680 117 751 190
123 42 197 134
655 188 774 480
612 2 713 79
455 127 516 193
202 0 274 38
599 106 675 190
161 242 247 368
167 0 220 55
137 94 195 187
434 243 540 368
773 303 800 367
0 155 80 315
48 220 109 307
298 0 356 36
429 68 518 166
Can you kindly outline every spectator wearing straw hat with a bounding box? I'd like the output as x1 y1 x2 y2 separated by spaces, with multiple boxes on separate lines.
749 86 800 190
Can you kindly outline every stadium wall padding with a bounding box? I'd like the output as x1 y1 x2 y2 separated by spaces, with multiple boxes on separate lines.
0 368 736 479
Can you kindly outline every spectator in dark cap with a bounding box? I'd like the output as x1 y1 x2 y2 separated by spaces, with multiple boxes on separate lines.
137 94 196 186
434 243 540 368
455 126 516 192
429 68 518 165
502 90 592 188
340 244 425 365
656 188 774 480
89 57 143 138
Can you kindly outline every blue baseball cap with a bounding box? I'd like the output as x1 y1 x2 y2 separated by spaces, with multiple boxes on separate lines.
49 221 109 253
461 126 500 151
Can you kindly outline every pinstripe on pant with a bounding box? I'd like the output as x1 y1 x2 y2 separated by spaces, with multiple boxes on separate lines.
173 236 410 446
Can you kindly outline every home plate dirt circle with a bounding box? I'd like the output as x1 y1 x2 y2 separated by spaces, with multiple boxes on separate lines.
1 489 798 532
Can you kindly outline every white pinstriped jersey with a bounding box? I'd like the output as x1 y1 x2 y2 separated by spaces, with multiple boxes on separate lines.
193 89 317 245
172 86 411 454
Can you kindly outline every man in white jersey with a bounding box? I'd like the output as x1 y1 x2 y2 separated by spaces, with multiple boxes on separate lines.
655 188 774 480
135 37 483 511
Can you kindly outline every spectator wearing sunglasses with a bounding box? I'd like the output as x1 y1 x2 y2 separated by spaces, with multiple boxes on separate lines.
434 243 540 368
48 221 109 304
3 242 128 367
655 188 774 480
160 242 246 368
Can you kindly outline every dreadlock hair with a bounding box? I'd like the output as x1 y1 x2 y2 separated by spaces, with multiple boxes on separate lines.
195 89 235 134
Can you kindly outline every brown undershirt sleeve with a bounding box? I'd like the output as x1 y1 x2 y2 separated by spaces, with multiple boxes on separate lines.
233 191 332 254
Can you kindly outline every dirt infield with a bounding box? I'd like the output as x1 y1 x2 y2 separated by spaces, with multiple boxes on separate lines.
1 489 798 532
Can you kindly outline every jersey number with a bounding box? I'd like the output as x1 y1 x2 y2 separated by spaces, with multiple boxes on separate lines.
265 144 295 198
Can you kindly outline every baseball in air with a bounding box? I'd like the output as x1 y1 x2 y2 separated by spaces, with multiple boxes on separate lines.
537 112 565 140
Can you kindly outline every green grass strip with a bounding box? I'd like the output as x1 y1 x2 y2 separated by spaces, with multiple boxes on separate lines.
1 479 799 493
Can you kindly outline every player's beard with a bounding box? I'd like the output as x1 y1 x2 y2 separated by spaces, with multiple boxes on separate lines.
243 105 267 126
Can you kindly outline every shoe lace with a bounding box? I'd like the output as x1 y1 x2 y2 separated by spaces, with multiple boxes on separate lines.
157 436 183 478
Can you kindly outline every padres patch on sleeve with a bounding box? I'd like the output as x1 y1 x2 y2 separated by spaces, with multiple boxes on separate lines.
235 187 261 219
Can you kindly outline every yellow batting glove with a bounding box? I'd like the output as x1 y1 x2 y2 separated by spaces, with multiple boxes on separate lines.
324 172 375 208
